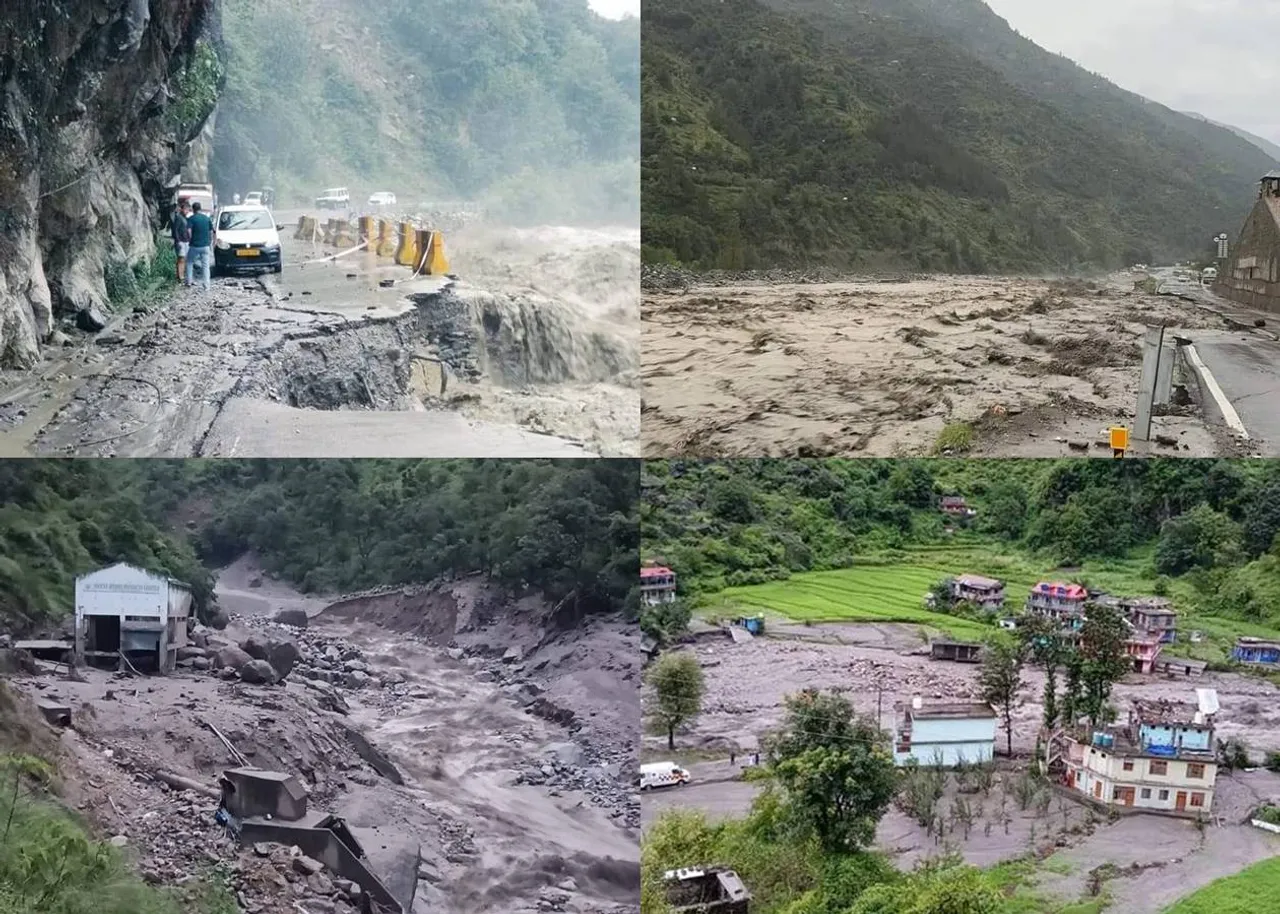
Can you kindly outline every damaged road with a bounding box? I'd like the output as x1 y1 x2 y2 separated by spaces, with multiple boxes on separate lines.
5 563 640 914
0 217 639 457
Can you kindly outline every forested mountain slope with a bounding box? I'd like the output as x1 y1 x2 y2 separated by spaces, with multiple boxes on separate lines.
0 460 639 631
212 0 639 223
642 0 1276 271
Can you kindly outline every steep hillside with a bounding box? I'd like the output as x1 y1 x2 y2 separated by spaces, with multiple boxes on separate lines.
1182 112 1280 163
212 0 639 223
642 0 1276 271
641 459 1280 636
0 0 219 369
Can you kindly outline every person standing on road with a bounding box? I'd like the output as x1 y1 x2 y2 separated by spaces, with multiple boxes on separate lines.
170 199 191 284
729 750 736 767
185 201 214 291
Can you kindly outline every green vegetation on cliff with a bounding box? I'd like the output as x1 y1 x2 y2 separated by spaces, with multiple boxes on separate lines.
640 459 1280 646
0 460 639 631
213 0 638 223
641 0 1277 271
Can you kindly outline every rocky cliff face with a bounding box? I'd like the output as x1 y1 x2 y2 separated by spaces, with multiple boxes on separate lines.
0 0 219 368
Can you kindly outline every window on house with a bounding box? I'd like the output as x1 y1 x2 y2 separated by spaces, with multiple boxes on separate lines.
1141 788 1151 799
1122 760 1134 771
1159 790 1169 801
1149 760 1168 776
1190 793 1205 807
1187 763 1205 779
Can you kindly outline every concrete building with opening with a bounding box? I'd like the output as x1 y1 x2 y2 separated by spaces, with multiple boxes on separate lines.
73 562 193 673
1215 172 1280 313
1026 582 1087 628
893 698 997 767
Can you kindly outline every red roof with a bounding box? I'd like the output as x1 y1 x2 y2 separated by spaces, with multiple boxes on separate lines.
640 566 675 579
1033 581 1086 599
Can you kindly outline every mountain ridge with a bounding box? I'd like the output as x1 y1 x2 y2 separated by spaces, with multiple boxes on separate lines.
642 0 1276 271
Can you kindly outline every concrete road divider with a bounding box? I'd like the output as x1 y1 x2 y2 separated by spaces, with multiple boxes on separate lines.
376 219 396 257
413 229 450 276
394 221 419 268
294 215 320 241
358 215 376 244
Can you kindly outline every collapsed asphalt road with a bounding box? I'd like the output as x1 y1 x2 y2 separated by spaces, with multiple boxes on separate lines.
0 214 637 457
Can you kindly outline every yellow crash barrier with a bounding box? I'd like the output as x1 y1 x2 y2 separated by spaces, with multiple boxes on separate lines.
395 222 419 268
358 216 376 244
414 229 450 275
376 220 396 257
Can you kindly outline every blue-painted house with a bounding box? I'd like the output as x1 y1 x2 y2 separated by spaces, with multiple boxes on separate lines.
1232 637 1280 665
893 699 997 767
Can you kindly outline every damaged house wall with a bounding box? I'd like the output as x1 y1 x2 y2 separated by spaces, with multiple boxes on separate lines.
0 0 222 368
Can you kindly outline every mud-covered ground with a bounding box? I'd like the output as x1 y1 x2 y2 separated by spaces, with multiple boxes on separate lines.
642 273 1237 457
7 559 640 914
0 217 637 457
640 624 1280 912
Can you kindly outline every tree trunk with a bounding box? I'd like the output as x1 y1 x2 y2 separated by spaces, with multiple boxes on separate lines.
1006 710 1014 758
668 723 675 750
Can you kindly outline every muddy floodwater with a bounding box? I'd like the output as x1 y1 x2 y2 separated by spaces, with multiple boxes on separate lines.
642 274 1229 458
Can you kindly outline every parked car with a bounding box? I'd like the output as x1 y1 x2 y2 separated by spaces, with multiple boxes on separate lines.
315 187 350 210
244 191 263 205
213 205 284 275
639 762 691 790
367 191 397 207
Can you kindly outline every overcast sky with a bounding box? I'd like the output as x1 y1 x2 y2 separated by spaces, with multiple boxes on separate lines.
588 0 638 19
984 0 1280 147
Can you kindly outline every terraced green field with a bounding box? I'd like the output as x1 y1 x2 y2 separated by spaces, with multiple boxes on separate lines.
705 545 1280 658
1163 856 1280 913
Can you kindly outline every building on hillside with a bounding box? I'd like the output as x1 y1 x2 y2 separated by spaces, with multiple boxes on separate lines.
73 562 193 674
939 495 975 517
1122 626 1164 674
1046 693 1219 816
1026 582 1088 628
1122 597 1177 644
1152 656 1207 679
640 565 677 606
893 698 997 767
930 640 983 663
950 574 1006 610
1215 172 1280 313
1232 637 1280 666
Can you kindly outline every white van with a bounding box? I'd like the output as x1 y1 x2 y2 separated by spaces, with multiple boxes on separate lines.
640 761 691 790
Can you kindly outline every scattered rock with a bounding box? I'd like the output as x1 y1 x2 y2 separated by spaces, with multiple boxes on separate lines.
239 659 278 685
215 646 253 671
241 636 270 661
267 639 302 679
273 608 308 628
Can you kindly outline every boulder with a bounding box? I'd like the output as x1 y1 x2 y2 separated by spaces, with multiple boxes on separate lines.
267 639 301 679
176 646 206 661
207 608 230 630
239 659 277 685
272 608 309 629
192 657 211 671
240 636 270 660
248 575 263 588
544 742 584 767
215 646 253 671
502 646 524 663
343 670 369 689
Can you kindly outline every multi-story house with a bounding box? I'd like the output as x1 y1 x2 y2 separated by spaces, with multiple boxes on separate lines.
640 565 677 606
1232 637 1280 666
1026 581 1088 628
1048 696 1218 817
1122 597 1177 644
950 574 1006 611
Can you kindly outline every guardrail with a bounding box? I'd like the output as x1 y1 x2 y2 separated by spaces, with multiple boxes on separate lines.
292 215 450 276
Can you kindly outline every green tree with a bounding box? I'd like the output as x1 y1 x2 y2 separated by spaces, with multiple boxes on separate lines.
1019 615 1064 729
1154 504 1242 575
1242 480 1280 558
640 598 692 645
978 636 1023 757
1079 602 1131 729
769 689 896 853
977 480 1029 540
847 859 1002 914
648 652 706 750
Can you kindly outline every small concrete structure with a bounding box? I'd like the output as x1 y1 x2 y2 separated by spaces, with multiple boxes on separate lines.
35 700 71 727
950 574 1005 610
930 640 983 663
1152 656 1207 678
663 867 750 914
73 563 193 673
220 768 308 821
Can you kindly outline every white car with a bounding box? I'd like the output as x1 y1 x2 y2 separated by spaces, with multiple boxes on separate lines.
244 191 263 205
213 205 284 275
315 187 350 210
368 191 397 207
639 761 691 790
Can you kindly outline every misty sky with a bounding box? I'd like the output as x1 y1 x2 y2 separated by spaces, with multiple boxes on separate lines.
984 0 1280 147
589 0 638 19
